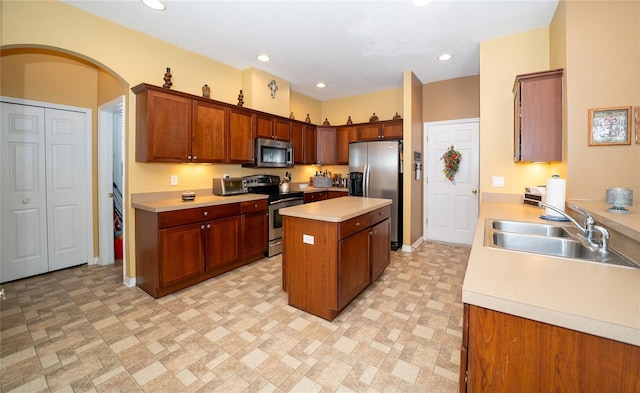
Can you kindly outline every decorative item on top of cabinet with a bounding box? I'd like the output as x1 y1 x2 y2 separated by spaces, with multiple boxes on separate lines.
305 113 311 123
369 113 379 122
290 112 295 119
513 69 563 162
237 89 244 106
393 112 402 120
323 118 330 126
163 67 172 89
346 116 353 125
202 84 210 98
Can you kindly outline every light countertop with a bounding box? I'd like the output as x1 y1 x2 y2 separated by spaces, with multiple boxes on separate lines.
463 201 640 346
131 189 267 213
279 196 391 222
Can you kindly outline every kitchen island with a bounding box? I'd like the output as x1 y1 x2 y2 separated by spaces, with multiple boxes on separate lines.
280 196 392 321
460 200 640 392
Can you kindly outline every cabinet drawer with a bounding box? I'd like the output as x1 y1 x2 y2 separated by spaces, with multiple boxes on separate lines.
241 199 268 213
370 205 391 224
158 203 241 228
339 214 371 240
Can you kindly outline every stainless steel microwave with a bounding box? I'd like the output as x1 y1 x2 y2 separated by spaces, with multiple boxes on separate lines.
244 138 294 168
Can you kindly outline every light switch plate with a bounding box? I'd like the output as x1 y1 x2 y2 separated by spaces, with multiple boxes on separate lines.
303 234 314 245
492 176 505 187
170 175 178 186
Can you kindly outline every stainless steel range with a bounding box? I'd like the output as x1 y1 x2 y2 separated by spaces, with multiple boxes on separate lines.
243 174 304 257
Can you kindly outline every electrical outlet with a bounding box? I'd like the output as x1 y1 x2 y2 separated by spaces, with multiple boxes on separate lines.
492 176 505 187
223 173 230 179
170 175 178 186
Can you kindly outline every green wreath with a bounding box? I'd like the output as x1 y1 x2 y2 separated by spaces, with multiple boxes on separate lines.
440 145 462 184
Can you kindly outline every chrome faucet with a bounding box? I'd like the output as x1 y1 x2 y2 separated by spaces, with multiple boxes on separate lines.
538 202 609 252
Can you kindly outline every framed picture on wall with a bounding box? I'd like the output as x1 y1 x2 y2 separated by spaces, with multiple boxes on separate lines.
588 106 632 146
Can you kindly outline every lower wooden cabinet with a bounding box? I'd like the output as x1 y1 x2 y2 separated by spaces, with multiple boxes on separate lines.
370 218 390 281
328 190 349 199
460 304 640 393
135 199 267 298
304 191 328 203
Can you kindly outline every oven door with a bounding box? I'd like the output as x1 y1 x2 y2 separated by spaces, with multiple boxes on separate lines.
268 197 303 256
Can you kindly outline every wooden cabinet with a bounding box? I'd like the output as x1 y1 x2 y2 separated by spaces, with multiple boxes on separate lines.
304 191 328 203
240 199 268 260
358 119 403 141
336 126 358 164
513 69 563 162
193 99 227 162
228 107 255 163
256 114 291 141
134 85 192 162
292 122 316 164
460 304 640 393
327 190 348 199
282 205 391 320
316 127 337 165
135 199 267 298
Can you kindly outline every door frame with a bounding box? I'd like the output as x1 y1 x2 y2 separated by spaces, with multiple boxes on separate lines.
98 96 124 267
1 96 94 265
423 117 479 244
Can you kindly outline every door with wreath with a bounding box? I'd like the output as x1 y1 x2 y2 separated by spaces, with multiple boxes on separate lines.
425 119 479 245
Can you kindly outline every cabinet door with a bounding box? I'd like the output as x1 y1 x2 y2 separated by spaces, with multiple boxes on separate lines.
140 89 192 162
338 230 371 310
316 127 336 165
228 107 254 163
514 69 563 162
370 218 390 281
159 223 205 287
255 114 275 139
381 121 403 139
304 125 317 164
205 216 241 271
292 122 305 164
358 124 381 141
192 100 227 162
336 126 358 164
241 210 268 259
274 118 292 141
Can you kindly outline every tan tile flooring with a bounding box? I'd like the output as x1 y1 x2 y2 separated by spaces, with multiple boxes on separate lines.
1 241 470 392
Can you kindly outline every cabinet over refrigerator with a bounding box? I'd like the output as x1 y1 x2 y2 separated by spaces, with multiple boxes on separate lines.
349 140 403 250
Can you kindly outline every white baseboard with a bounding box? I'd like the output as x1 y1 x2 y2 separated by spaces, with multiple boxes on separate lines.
123 275 136 287
401 237 423 253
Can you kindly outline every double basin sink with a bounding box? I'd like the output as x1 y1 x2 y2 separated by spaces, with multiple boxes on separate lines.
485 219 638 269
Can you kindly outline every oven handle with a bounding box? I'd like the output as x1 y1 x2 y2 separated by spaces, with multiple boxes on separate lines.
270 197 304 205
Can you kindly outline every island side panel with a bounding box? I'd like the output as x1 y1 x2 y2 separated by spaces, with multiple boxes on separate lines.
283 216 338 320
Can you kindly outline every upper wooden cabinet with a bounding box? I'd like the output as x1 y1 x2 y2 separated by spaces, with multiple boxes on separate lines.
336 126 358 165
134 84 192 162
192 100 227 162
292 122 316 164
228 107 255 163
256 114 291 141
316 127 337 165
358 119 403 141
513 69 563 162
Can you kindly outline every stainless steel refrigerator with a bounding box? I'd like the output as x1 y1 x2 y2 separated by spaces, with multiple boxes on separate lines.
349 140 403 250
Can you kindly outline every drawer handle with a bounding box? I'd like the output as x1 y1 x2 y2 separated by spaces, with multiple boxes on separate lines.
206 224 211 229
254 203 258 208
355 222 360 227
203 211 208 216
201 224 205 230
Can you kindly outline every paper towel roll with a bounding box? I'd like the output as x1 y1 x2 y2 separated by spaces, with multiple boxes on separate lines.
545 175 566 217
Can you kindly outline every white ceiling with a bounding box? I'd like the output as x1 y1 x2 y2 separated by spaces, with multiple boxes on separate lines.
63 0 559 101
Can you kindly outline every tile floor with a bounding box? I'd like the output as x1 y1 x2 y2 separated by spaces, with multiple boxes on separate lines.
1 241 470 392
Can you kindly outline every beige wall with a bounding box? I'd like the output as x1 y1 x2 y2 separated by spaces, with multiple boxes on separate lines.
289 90 322 125
479 27 566 197
321 88 403 125
563 0 639 199
423 75 480 122
241 67 291 117
404 71 424 246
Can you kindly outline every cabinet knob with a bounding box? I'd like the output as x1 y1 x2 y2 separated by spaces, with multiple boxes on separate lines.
355 222 360 227
201 224 205 230
193 156 197 160
188 155 192 160
254 203 258 208
203 211 209 216
206 224 211 229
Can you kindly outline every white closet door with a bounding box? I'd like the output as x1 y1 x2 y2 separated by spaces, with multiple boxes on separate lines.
45 108 88 271
1 103 49 282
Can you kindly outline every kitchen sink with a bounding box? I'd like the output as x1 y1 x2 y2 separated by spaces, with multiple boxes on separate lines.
491 219 574 237
485 219 639 269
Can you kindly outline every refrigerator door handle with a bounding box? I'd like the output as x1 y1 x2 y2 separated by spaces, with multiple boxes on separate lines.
364 164 370 197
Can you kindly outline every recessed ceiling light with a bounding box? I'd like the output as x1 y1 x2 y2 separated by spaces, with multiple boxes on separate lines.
413 0 431 6
257 54 270 62
316 82 326 88
438 53 452 61
142 0 165 11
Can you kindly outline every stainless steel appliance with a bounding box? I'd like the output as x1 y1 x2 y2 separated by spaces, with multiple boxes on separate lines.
349 140 403 250
243 138 294 168
243 174 304 257
213 177 247 196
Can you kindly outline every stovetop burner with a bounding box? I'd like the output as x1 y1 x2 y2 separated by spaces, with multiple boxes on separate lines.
243 174 304 202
